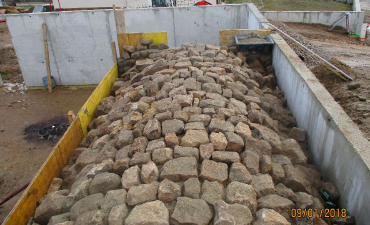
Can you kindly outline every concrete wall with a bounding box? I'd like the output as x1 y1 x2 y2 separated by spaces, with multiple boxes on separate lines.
353 0 361 11
247 4 269 29
271 33 370 225
125 5 248 47
6 4 249 86
55 0 152 9
7 10 117 87
262 11 365 35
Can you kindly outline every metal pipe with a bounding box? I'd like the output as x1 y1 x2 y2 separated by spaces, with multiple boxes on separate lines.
268 23 353 81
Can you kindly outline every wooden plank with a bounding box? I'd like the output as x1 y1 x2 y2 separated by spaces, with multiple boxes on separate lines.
142 32 168 45
113 6 127 58
2 118 84 225
78 64 118 135
219 29 271 46
42 24 53 93
68 110 75 124
111 41 117 64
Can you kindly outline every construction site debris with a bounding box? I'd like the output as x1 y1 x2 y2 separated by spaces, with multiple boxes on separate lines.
38 124 69 140
348 82 361 90
33 41 355 225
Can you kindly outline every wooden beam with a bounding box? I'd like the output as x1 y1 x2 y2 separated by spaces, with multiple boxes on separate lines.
113 5 127 58
42 24 53 93
111 41 117 64
67 110 75 124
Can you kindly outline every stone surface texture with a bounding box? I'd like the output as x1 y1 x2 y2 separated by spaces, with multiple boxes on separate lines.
34 42 338 225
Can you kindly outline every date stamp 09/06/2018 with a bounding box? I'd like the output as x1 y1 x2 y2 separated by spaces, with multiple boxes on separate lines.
291 208 347 218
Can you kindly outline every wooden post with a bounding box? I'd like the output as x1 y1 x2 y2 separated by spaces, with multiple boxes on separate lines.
42 24 53 93
67 111 75 124
113 4 127 58
111 41 117 64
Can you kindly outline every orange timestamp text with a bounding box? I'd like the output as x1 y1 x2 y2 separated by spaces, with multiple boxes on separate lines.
291 208 347 218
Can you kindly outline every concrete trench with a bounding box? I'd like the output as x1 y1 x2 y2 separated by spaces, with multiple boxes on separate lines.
4 4 370 224
30 41 354 225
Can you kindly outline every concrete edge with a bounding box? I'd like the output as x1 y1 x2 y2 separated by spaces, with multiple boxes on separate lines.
247 3 269 23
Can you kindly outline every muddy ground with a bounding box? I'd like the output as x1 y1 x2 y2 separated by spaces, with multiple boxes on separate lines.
0 23 95 222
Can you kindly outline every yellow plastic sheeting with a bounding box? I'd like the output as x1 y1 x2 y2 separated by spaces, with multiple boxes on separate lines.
219 29 271 46
118 32 168 56
2 118 84 225
118 33 142 56
142 32 168 45
78 63 118 135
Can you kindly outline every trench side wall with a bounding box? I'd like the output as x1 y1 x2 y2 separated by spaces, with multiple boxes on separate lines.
262 11 365 35
271 33 370 225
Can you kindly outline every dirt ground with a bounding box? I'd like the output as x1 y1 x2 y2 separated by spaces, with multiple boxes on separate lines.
0 23 95 222
282 22 370 142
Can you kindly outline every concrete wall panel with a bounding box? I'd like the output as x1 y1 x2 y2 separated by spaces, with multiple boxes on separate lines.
7 11 116 86
55 0 151 9
7 4 249 86
271 33 370 225
124 8 176 47
262 11 365 34
172 5 248 46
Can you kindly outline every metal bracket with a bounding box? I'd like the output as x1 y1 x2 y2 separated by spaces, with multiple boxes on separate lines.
327 12 352 34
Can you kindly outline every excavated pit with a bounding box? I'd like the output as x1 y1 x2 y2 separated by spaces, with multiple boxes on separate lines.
32 40 354 225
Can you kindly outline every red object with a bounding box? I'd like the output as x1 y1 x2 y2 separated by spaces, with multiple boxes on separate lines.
57 0 62 11
194 0 212 6
0 182 30 225
0 13 5 23
48 0 53 11
0 182 30 207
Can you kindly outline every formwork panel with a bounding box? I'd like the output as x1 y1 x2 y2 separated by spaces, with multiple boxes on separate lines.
142 32 168 45
78 64 118 135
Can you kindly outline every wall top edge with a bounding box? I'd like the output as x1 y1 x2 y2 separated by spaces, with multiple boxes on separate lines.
6 4 252 18
261 11 364 13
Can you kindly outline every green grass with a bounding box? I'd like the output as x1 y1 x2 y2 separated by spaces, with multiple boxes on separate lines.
226 0 352 11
